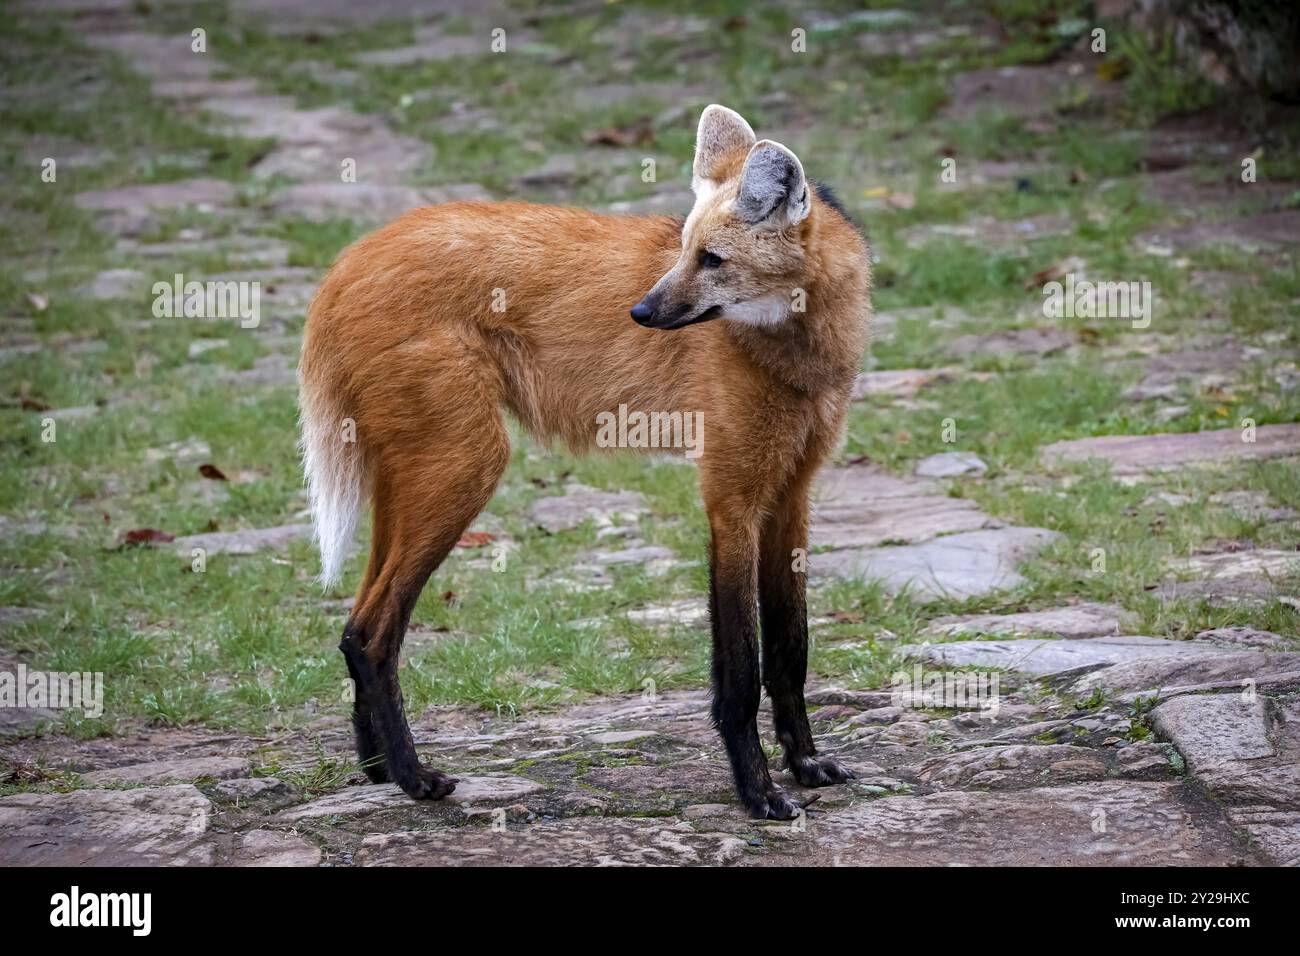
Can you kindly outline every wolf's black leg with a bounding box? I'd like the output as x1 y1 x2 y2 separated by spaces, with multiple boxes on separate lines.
759 486 854 788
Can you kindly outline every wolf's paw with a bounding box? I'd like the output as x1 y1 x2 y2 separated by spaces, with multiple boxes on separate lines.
398 766 459 801
744 786 812 821
789 753 856 788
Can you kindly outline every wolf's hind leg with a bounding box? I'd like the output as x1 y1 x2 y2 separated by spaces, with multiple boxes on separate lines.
341 370 510 799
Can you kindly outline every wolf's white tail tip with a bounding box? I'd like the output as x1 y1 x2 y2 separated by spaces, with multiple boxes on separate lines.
300 394 364 591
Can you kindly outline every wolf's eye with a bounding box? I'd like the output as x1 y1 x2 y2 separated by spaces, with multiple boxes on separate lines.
698 251 724 269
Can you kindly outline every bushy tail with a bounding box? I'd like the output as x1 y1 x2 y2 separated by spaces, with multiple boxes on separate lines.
299 373 366 589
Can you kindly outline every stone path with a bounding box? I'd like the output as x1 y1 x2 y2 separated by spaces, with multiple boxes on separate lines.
4 0 1299 868
7 635 1294 863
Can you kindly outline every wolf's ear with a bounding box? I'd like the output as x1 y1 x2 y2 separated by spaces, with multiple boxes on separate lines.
692 104 756 193
735 140 810 230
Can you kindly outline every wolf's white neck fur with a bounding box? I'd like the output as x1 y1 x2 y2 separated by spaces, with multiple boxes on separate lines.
723 293 791 328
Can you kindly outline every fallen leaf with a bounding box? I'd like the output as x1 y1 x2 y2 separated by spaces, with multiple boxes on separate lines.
825 610 865 624
886 191 915 210
456 530 496 548
1025 262 1068 290
582 118 655 147
441 589 459 606
1028 254 1088 289
198 463 228 481
25 292 48 312
119 528 175 548
1139 151 1186 173
1096 59 1130 82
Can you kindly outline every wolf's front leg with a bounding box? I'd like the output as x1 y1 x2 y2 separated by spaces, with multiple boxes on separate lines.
759 483 855 788
706 512 804 820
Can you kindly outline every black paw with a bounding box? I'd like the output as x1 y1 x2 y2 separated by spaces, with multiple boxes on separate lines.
744 787 812 821
789 753 856 788
397 765 459 800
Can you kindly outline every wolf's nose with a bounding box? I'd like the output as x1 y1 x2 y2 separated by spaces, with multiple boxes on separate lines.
630 301 655 323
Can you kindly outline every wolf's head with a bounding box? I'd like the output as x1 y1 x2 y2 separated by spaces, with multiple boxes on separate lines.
631 105 814 331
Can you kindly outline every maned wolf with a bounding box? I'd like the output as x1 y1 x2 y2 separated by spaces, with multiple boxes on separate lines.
299 105 871 819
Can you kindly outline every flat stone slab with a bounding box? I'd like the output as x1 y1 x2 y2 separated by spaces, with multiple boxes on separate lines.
1139 209 1300 251
1155 550 1300 608
229 829 322 866
923 603 1134 640
355 818 748 867
87 268 146 301
0 649 59 735
1122 345 1246 400
902 214 1072 250
900 635 1232 678
1172 549 1300 581
269 182 490 223
803 781 1245 865
581 762 734 799
943 65 1106 120
1194 627 1295 651
946 328 1073 359
1070 651 1300 700
172 523 312 557
354 27 492 66
813 527 1061 600
915 744 1110 789
119 235 291 267
624 597 709 628
915 451 987 478
1152 576 1292 608
529 485 648 534
233 0 471 23
584 544 676 567
852 367 957 400
1226 805 1300 866
80 756 251 786
811 465 993 550
1042 424 1300 474
0 785 215 865
1151 695 1276 771
215 777 290 800
1210 490 1299 523
1150 694 1300 865
74 178 237 212
276 776 543 822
